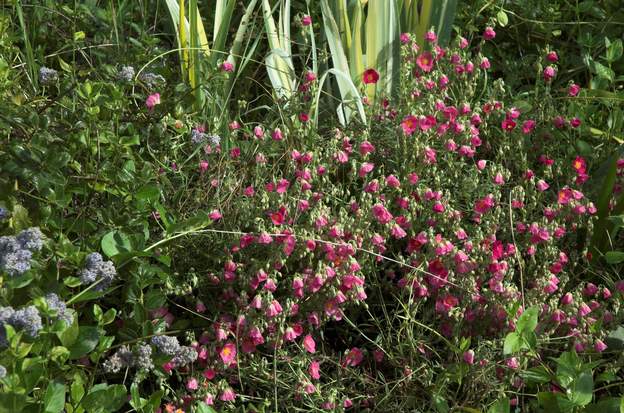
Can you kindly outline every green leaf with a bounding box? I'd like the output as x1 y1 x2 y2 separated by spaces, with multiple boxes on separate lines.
44 381 66 413
606 326 624 350
516 306 538 334
593 61 615 82
81 384 127 412
57 316 79 347
21 357 44 392
503 332 521 355
570 371 593 406
606 39 623 63
135 185 160 203
605 251 624 264
101 230 133 257
487 397 510 413
0 393 27 413
68 326 100 359
196 403 218 413
537 392 561 413
520 366 551 384
497 10 509 26
582 397 622 413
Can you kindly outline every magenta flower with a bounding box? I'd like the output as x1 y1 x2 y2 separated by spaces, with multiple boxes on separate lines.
568 83 580 96
303 334 316 353
220 61 234 72
219 388 236 402
145 93 160 110
309 360 321 379
416 51 434 72
543 66 556 81
483 27 496 40
220 342 237 365
546 51 559 62
463 350 475 365
343 347 364 367
301 15 312 26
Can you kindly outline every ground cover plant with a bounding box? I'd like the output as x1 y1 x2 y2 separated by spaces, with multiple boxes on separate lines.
0 1 623 412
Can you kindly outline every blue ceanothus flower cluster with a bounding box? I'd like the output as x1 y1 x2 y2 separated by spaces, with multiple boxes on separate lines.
0 305 42 346
79 252 116 291
0 227 44 277
45 293 73 325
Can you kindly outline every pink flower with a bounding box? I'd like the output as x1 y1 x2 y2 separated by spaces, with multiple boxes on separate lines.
360 141 375 155
343 347 364 367
266 300 283 318
209 209 222 220
463 350 475 365
522 119 536 134
501 118 516 132
271 127 283 141
483 27 496 40
299 112 309 123
219 388 236 402
362 68 380 84
359 162 374 177
424 30 437 43
536 180 549 192
309 360 321 379
145 93 161 110
569 83 580 96
221 61 234 72
303 334 316 353
416 51 434 72
543 66 556 81
506 357 519 369
372 204 393 224
186 378 198 391
220 342 237 365
546 51 559 62
570 117 581 128
400 33 410 44
594 340 607 352
480 57 491 69
199 160 209 173
401 115 419 135
301 15 312 26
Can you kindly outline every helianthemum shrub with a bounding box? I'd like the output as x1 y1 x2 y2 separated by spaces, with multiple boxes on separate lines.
84 28 622 412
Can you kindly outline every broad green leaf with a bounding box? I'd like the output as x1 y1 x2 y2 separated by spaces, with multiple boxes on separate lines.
0 393 27 413
68 326 100 359
487 397 510 413
605 251 624 264
520 366 551 384
503 332 521 355
81 384 127 412
593 61 615 82
570 371 593 406
101 230 133 257
44 381 66 413
516 306 538 334
606 39 623 63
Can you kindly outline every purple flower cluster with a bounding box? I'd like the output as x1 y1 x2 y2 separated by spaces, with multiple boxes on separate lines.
0 305 42 346
79 252 116 291
45 293 73 325
0 227 44 277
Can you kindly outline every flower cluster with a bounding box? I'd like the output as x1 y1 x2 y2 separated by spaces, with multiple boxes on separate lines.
78 252 117 291
0 305 42 345
0 227 44 277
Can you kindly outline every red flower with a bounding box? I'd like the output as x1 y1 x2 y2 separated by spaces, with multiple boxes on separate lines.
501 118 516 131
362 68 379 84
